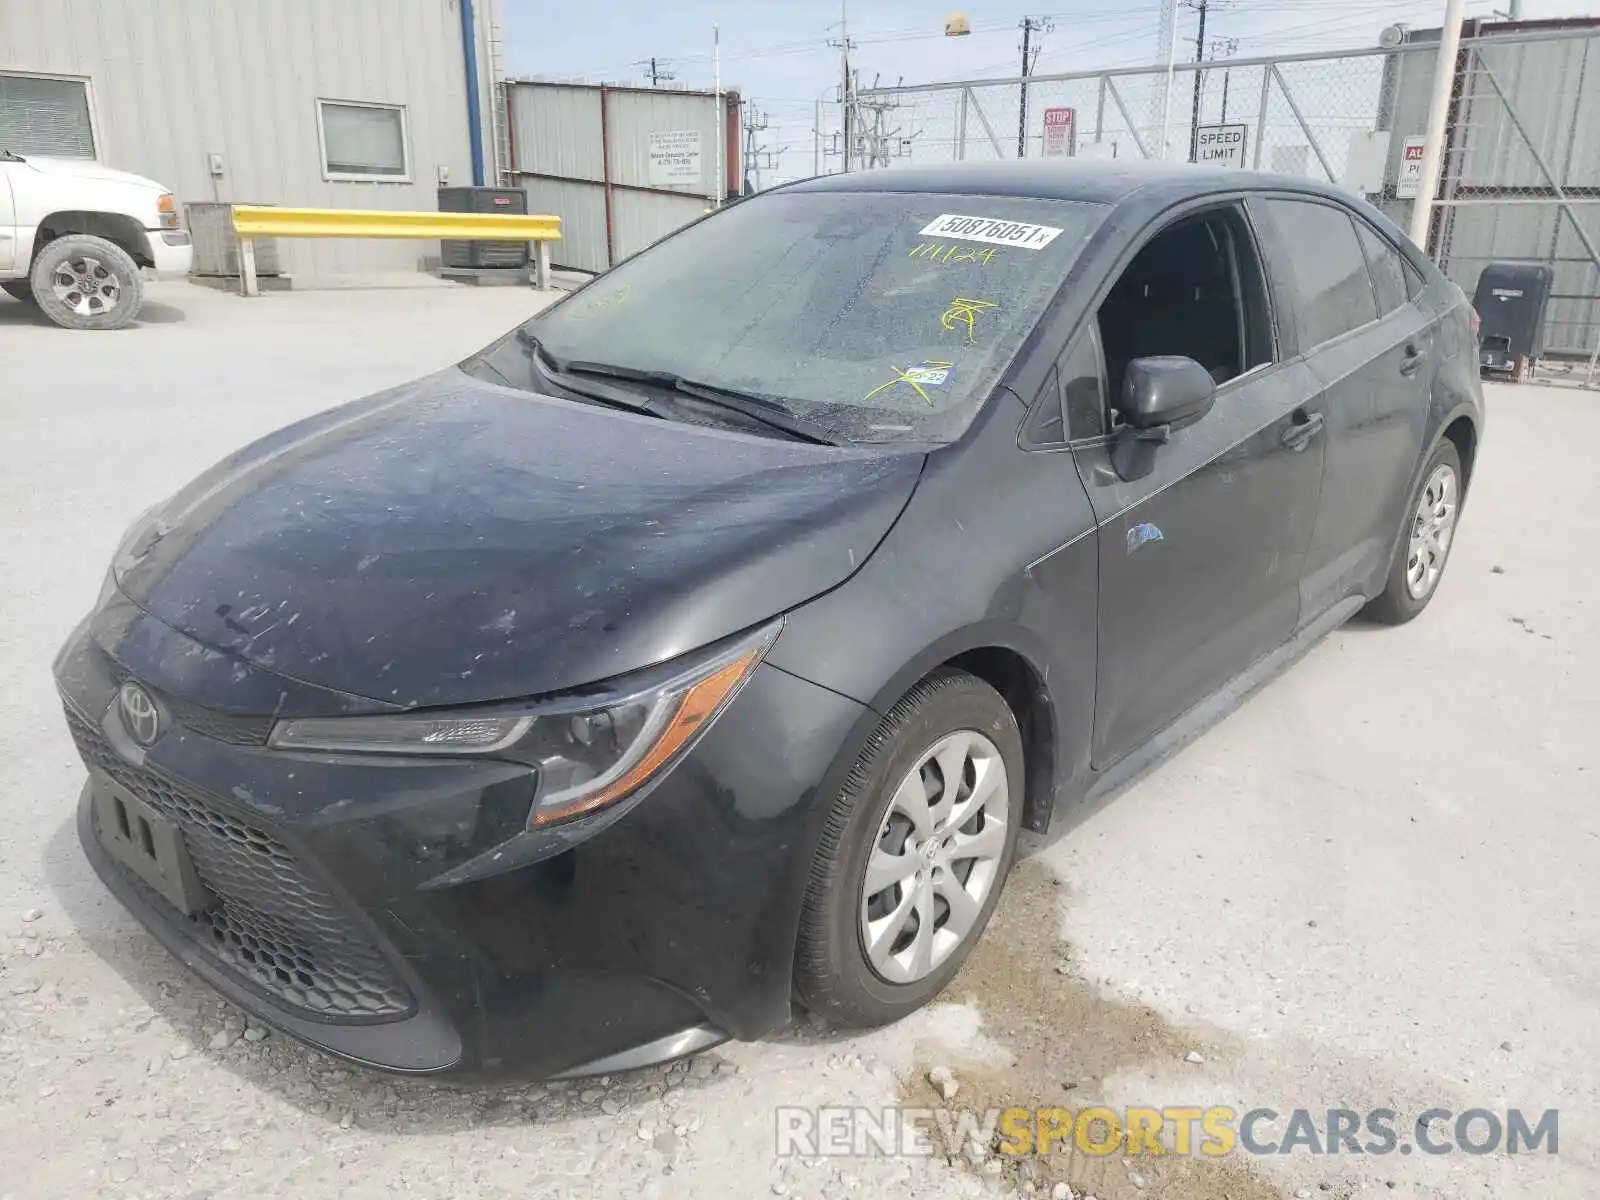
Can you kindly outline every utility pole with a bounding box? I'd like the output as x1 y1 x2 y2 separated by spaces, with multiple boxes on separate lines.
1408 0 1468 248
1211 36 1239 122
1016 16 1052 158
1186 0 1211 161
828 0 856 171
638 57 676 87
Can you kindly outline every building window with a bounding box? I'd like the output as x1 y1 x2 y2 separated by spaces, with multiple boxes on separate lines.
317 100 409 181
0 73 95 158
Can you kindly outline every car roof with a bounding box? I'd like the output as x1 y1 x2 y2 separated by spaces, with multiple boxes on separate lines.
783 158 1352 209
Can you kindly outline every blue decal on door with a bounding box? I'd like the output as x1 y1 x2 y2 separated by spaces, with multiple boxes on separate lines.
1126 522 1165 554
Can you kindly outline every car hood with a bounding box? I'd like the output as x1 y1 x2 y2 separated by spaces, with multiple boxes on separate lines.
20 156 168 191
114 369 925 709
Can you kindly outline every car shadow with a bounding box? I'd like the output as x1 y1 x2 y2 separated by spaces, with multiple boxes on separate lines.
132 300 186 324
0 295 186 327
0 296 57 327
40 813 773 1134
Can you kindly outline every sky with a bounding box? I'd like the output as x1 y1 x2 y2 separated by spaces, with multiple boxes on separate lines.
502 0 1596 185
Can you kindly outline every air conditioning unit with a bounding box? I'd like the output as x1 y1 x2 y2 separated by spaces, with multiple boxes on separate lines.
187 202 282 278
437 187 530 269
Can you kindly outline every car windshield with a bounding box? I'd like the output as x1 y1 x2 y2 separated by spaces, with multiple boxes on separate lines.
508 190 1105 444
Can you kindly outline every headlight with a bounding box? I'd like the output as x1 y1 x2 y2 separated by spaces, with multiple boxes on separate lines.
267 622 780 827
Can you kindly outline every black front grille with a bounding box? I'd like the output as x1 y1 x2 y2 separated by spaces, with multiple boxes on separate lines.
102 661 272 746
66 703 414 1021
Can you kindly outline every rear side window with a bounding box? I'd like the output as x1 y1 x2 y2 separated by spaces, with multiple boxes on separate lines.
1256 199 1379 350
1355 220 1409 316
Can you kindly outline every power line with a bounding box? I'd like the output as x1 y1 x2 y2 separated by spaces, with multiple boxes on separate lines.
636 57 677 87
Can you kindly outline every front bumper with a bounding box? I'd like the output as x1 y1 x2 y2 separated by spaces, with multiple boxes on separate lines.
144 228 193 279
57 609 869 1078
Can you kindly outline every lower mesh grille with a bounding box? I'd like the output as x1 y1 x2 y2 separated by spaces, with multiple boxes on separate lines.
66 702 414 1021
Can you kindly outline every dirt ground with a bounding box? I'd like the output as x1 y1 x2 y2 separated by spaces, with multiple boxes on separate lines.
2 282 1596 1199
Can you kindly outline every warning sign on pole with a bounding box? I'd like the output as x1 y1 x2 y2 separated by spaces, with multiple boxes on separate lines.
1042 107 1075 158
1195 123 1248 168
1396 135 1428 198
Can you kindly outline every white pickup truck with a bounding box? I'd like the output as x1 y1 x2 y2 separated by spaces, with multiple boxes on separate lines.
1 150 193 330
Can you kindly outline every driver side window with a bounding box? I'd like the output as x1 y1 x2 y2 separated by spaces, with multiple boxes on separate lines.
1095 206 1276 427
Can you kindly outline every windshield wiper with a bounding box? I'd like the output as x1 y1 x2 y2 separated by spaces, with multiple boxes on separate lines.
666 378 840 446
515 329 659 415
513 329 838 446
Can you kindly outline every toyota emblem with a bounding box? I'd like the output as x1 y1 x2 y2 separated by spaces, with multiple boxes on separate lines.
118 681 162 748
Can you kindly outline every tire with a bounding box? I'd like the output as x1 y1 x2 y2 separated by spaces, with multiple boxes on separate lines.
29 234 145 331
795 669 1025 1027
1 280 36 305
1364 439 1464 625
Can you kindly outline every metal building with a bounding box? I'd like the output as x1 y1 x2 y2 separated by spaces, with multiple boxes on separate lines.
1376 18 1600 357
0 0 507 278
507 80 741 273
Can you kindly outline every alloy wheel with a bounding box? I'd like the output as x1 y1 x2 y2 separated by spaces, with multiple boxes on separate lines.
1405 463 1458 600
49 255 121 318
858 729 1009 985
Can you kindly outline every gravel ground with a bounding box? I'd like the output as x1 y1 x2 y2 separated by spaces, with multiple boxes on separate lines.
2 281 1595 1200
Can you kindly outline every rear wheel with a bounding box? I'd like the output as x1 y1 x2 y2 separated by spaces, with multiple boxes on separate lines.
1 280 36 305
795 669 1024 1027
1364 439 1463 625
30 234 144 330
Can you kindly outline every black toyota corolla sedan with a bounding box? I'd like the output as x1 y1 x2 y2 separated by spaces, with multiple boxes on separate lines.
55 161 1482 1078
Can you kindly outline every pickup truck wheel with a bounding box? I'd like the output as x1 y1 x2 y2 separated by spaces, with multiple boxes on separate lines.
30 234 144 331
1 280 37 305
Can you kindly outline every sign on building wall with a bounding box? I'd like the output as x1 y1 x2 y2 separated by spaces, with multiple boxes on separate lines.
1195 123 1248 168
648 130 703 186
1041 107 1075 157
1396 135 1428 198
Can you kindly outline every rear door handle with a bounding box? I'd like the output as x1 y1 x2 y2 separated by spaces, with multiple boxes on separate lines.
1399 345 1428 376
1280 411 1325 452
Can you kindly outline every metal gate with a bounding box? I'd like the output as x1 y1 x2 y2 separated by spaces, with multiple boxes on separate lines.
505 80 740 273
854 22 1600 367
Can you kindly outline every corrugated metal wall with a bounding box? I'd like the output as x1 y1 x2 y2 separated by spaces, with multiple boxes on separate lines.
507 80 736 273
1378 26 1600 355
0 0 495 278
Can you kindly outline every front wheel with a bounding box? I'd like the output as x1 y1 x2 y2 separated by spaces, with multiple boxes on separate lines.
794 669 1024 1027
30 234 145 331
1364 439 1464 625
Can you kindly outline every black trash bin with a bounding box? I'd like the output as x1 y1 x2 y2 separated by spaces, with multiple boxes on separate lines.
1472 262 1553 382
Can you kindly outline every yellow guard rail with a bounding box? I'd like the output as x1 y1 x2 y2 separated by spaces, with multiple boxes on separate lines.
229 205 563 296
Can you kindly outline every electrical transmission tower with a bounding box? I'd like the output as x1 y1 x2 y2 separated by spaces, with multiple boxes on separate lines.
742 105 771 192
851 76 922 169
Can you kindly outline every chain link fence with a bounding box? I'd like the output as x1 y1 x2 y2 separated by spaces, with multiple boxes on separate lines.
856 25 1600 371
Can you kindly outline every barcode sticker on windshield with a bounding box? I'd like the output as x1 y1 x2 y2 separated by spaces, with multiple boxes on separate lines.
918 214 1064 250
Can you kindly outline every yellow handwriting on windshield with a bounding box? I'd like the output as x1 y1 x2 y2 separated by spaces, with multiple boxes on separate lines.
909 242 998 267
863 361 953 407
571 282 631 319
941 297 1000 344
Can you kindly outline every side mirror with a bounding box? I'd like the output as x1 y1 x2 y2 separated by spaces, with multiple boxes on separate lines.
1108 356 1217 483
1120 356 1217 429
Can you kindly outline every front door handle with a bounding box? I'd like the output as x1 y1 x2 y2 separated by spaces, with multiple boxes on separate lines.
1399 344 1428 376
1280 411 1325 452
